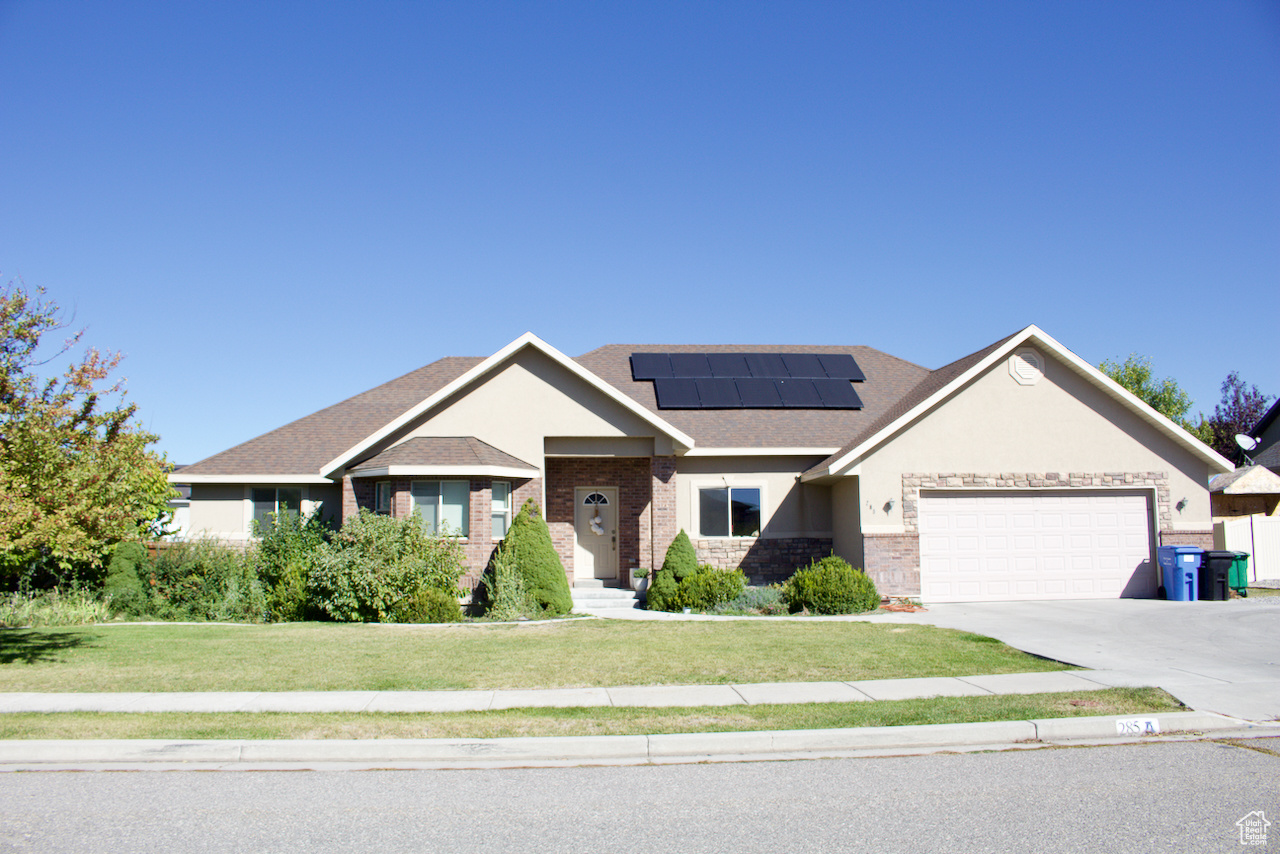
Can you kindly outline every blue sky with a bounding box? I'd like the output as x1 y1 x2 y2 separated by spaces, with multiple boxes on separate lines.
1 1 1276 465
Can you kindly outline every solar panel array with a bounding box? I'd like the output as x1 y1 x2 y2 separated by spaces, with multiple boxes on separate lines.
630 352 866 410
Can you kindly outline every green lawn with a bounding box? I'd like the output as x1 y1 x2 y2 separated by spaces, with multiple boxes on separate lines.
0 620 1071 693
0 688 1180 740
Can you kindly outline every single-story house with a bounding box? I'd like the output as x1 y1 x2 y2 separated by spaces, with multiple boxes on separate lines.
174 325 1232 603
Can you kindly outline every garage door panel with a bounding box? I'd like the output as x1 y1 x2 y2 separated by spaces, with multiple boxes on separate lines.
919 490 1155 603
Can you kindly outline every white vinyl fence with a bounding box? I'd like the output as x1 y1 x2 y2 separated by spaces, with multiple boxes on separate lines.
1215 516 1280 582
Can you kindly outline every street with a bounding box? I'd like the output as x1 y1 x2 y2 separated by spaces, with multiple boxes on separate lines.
1 738 1276 853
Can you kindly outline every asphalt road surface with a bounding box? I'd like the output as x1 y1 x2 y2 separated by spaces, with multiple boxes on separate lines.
2 738 1277 853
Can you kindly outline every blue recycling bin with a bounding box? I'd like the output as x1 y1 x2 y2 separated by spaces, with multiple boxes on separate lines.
1157 546 1202 601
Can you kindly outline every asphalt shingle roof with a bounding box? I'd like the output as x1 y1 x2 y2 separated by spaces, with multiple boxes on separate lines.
350 437 536 471
180 357 482 476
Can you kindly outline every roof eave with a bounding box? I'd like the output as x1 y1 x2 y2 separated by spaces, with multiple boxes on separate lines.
319 333 695 478
804 325 1234 480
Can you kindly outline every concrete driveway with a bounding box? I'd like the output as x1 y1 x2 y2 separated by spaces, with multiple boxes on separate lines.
901 598 1280 722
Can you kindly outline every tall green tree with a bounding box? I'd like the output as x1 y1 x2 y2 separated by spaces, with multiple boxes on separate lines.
1203 372 1273 464
1099 354 1210 442
0 280 174 585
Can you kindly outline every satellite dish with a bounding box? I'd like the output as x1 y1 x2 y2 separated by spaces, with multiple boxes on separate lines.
1235 434 1260 452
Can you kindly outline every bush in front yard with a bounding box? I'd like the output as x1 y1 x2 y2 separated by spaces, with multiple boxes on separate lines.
148 538 265 622
782 555 880 615
647 529 697 611
307 510 466 622
674 564 746 611
388 586 462 623
490 499 572 617
253 508 331 622
103 542 148 616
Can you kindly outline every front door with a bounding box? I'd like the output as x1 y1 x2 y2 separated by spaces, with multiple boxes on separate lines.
574 487 618 581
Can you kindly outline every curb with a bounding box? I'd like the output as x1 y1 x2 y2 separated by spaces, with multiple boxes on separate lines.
0 712 1269 771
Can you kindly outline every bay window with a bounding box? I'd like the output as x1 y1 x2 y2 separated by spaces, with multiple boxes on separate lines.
411 480 470 537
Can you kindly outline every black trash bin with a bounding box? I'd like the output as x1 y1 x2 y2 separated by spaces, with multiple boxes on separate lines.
1199 551 1234 601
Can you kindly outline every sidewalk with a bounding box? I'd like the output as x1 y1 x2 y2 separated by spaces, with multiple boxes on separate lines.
0 669 1128 713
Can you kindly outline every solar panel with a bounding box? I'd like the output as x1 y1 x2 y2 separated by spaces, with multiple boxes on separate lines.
744 353 788 378
817 353 865 382
708 353 750 378
776 378 823 407
630 353 672 380
633 350 865 409
653 378 701 408
736 378 782 407
669 353 713 378
780 353 826 379
695 378 742 407
813 379 863 408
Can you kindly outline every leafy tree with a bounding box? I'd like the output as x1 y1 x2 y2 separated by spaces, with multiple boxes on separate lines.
1203 372 1274 464
1099 354 1209 442
0 280 174 586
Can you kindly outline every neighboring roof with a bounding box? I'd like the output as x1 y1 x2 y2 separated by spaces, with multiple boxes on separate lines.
1209 465 1280 496
178 357 482 478
576 344 930 449
351 437 537 475
1253 441 1280 473
1250 397 1280 440
803 325 1235 480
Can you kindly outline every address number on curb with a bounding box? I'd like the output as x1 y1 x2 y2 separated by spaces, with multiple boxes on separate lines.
1116 718 1161 735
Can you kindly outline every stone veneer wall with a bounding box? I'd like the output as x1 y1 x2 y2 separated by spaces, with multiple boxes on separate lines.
546 457 652 586
693 537 832 584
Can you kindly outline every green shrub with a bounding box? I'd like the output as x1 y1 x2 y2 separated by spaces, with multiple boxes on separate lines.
708 584 788 616
782 555 880 615
674 564 746 611
0 588 111 627
253 509 331 622
480 546 539 621
306 510 467 623
146 539 265 621
103 542 148 616
388 587 462 623
647 529 698 611
490 499 572 617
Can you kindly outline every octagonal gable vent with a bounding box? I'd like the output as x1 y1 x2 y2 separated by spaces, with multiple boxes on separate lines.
1009 348 1044 385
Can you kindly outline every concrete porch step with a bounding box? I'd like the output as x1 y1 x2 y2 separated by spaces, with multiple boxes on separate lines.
571 585 643 613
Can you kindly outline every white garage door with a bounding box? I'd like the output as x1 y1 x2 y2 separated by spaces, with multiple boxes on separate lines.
919 491 1156 603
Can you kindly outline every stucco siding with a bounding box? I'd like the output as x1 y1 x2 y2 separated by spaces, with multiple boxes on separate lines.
830 477 864 568
188 484 249 539
399 348 669 469
854 348 1214 533
675 456 831 539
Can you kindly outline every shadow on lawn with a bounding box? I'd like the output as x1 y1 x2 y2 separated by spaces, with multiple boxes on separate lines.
0 629 94 665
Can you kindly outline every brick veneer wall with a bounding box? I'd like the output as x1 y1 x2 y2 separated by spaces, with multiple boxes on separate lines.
862 533 920 597
1159 530 1214 550
649 456 677 576
546 457 652 586
345 474 539 591
693 536 832 584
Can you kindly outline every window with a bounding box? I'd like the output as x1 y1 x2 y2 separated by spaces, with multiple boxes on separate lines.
698 486 761 538
374 482 392 515
411 480 470 536
491 481 512 539
252 487 302 531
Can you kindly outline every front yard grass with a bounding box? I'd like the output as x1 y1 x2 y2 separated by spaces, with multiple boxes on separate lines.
0 688 1180 740
0 620 1072 693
